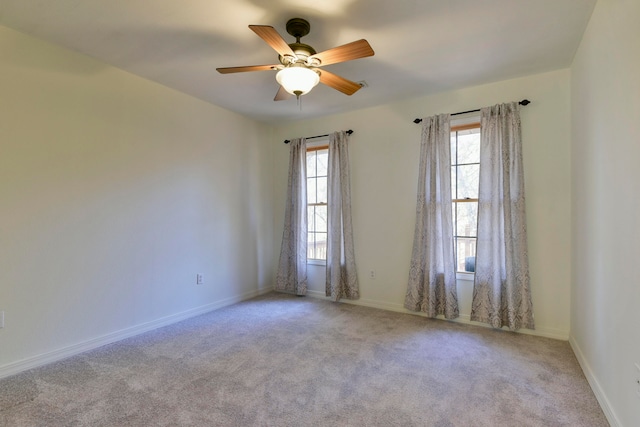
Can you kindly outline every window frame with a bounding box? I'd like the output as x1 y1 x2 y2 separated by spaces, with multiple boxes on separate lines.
306 140 329 265
450 121 481 280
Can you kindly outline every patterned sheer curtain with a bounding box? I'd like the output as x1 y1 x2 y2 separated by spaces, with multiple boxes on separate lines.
471 102 534 330
275 138 308 295
326 131 359 301
404 114 459 319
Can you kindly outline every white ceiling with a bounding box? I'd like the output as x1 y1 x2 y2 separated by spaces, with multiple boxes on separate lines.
0 0 596 123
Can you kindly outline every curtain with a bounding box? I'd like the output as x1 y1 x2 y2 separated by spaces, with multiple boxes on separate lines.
326 131 359 301
470 102 534 330
404 114 459 319
275 138 308 295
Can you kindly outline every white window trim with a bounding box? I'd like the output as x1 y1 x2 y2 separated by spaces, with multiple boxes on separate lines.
456 271 475 282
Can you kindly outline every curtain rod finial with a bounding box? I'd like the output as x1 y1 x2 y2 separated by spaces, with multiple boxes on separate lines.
519 99 530 106
413 118 422 124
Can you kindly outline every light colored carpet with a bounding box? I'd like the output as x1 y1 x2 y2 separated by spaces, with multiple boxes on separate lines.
1 292 608 426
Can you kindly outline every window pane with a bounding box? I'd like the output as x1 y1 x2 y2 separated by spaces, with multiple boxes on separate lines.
307 151 316 177
315 232 327 260
456 237 476 272
451 166 458 199
315 205 327 232
456 202 478 237
307 232 316 259
457 164 479 199
457 130 480 164
307 232 327 260
307 177 317 204
451 134 457 164
307 206 315 231
316 176 327 204
317 149 328 176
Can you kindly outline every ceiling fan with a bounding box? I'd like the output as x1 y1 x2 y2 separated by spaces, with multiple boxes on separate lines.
216 18 374 101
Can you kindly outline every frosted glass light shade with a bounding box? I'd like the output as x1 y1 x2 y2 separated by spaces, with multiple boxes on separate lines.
276 67 320 96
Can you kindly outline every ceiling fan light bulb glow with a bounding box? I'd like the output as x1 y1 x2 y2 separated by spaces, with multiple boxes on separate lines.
276 67 320 96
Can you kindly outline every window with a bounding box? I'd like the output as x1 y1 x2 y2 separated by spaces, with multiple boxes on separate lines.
306 144 328 260
451 123 480 273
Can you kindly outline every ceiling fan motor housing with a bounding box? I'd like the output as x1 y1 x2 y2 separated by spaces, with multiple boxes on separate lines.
279 18 318 66
280 42 317 64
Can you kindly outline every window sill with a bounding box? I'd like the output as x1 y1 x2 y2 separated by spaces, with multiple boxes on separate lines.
456 271 475 282
307 259 326 266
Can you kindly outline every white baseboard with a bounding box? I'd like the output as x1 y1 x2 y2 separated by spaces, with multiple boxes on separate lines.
306 290 568 340
0 287 271 380
569 336 621 427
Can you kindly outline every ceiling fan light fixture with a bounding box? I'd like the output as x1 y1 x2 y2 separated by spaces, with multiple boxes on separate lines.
276 66 320 97
218 18 374 101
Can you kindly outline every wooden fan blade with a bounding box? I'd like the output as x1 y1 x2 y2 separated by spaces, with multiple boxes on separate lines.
319 69 362 96
274 85 291 101
216 64 279 74
309 39 374 66
249 25 296 58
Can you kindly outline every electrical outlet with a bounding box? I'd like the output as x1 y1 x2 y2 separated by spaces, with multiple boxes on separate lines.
196 274 203 285
370 270 376 279
635 363 640 398
0 311 4 329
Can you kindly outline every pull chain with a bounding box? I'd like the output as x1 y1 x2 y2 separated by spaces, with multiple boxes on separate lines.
294 90 303 111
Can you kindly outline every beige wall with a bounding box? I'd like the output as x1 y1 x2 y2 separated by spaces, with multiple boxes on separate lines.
570 0 640 425
0 26 274 373
272 69 572 339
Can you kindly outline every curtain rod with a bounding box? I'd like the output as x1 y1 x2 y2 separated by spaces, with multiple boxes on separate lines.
284 129 353 144
412 99 530 124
